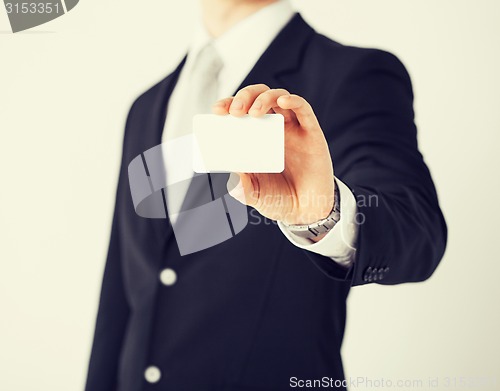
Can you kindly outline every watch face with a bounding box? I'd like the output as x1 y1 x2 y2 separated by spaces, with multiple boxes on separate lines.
4 0 79 33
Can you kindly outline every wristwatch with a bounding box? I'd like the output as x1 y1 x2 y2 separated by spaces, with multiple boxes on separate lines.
283 181 341 239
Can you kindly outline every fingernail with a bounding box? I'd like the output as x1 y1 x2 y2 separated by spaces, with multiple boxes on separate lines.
231 99 243 110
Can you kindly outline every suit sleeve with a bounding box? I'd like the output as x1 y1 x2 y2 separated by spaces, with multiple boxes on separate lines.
85 106 135 391
304 49 447 286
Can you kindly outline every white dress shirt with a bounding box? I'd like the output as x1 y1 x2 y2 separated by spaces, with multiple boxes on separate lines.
162 0 358 266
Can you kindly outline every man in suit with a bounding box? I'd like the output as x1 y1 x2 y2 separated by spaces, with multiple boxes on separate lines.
86 0 447 390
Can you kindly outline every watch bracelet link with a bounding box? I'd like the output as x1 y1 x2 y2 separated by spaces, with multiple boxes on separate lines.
284 180 341 239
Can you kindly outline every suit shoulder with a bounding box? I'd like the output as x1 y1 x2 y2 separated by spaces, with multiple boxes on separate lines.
129 74 173 115
308 33 411 80
128 57 186 117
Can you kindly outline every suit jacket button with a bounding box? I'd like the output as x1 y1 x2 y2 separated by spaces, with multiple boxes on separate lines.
363 267 372 282
160 268 177 286
144 366 161 383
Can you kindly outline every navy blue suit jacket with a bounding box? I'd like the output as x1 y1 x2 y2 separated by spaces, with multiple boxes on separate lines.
86 14 447 391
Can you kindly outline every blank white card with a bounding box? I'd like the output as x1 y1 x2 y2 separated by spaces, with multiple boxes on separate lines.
193 114 285 173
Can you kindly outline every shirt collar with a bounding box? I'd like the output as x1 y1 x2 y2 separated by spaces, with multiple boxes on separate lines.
187 0 295 76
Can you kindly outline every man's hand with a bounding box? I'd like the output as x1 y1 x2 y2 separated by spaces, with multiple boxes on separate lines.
212 84 335 225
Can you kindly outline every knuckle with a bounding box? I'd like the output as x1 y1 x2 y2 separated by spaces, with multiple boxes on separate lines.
293 94 307 107
235 89 252 101
257 91 275 104
254 83 270 91
258 89 290 105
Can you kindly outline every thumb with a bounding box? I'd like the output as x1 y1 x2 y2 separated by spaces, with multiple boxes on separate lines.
227 172 257 206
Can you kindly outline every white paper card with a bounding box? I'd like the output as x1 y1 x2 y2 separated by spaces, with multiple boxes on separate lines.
193 114 285 173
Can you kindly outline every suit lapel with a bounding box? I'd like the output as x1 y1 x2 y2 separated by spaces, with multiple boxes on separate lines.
234 14 314 91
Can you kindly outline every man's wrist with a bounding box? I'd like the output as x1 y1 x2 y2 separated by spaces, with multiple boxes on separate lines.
281 181 340 240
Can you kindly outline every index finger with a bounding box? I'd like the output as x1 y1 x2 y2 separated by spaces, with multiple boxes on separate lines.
229 84 270 117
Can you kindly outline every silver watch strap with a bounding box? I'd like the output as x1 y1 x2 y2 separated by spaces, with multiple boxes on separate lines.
284 181 341 239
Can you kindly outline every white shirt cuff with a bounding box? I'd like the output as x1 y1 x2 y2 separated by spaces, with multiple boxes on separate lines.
278 178 358 267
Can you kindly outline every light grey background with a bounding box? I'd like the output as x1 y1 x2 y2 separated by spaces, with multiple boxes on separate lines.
1 1 499 390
